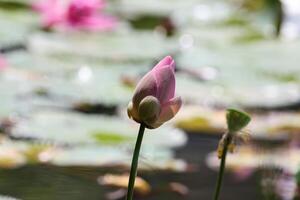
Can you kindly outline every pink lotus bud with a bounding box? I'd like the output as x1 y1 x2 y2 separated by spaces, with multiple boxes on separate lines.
127 56 182 129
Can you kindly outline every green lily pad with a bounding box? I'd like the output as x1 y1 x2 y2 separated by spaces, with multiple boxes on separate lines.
119 0 203 17
28 31 178 63
92 131 133 144
11 110 187 148
0 139 185 170
0 195 21 200
0 9 37 45
50 145 186 171
3 54 144 106
177 40 300 108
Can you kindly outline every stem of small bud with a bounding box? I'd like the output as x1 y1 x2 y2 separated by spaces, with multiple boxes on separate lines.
213 133 232 200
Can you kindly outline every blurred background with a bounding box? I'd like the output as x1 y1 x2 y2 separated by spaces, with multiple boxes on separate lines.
0 0 299 199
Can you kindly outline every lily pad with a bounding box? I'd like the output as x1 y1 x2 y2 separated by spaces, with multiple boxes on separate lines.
28 31 178 63
2 55 144 106
11 110 187 148
0 9 37 45
50 145 186 171
176 40 300 108
0 195 21 200
92 131 132 144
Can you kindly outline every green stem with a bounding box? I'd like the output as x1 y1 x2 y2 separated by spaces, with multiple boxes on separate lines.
274 0 283 37
213 134 232 200
126 123 146 200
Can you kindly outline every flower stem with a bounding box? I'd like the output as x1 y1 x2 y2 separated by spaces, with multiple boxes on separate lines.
126 123 146 200
213 134 232 200
274 0 283 37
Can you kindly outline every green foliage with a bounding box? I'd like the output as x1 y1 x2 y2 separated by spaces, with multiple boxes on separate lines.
129 15 167 30
0 1 29 10
92 131 132 144
295 169 300 185
235 30 265 43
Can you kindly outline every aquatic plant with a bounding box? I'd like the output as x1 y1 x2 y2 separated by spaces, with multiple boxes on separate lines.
126 56 182 200
213 108 251 200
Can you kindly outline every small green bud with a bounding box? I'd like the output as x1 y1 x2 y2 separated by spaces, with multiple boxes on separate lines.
226 108 251 133
138 96 161 126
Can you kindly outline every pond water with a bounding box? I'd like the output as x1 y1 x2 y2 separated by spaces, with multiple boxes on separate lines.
0 134 259 200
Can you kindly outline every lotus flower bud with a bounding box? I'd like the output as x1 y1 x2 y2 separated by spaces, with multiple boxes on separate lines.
127 56 182 129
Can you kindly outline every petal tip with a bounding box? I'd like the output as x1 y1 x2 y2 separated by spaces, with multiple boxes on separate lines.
170 60 175 70
154 55 174 69
164 55 174 65
164 56 175 71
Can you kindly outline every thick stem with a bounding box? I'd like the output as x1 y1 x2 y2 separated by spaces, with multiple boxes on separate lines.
213 133 232 200
126 123 146 200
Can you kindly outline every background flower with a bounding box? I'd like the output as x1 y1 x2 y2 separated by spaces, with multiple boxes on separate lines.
33 0 117 31
0 55 8 70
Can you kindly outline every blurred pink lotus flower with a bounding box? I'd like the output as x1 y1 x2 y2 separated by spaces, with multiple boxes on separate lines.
32 0 117 31
127 56 182 129
0 55 8 70
32 0 65 28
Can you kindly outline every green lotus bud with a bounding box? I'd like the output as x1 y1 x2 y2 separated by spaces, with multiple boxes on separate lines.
138 96 161 126
226 108 251 133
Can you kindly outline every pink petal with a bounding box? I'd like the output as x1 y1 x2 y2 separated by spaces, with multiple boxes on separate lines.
67 0 101 23
42 13 64 28
32 0 65 28
34 0 117 31
69 0 105 12
0 56 8 70
154 65 176 103
132 71 158 111
32 0 51 12
73 15 117 31
32 0 63 16
65 0 117 31
157 96 182 123
153 56 175 71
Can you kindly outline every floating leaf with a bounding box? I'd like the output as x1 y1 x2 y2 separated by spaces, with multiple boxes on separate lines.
11 110 187 148
92 131 133 144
